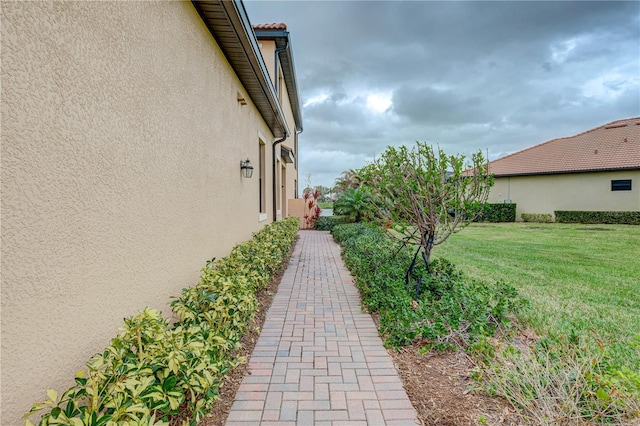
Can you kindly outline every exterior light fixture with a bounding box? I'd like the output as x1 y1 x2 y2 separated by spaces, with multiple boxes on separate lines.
240 159 254 178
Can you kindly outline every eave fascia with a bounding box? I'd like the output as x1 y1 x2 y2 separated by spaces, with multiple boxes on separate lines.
192 0 289 140
493 166 640 178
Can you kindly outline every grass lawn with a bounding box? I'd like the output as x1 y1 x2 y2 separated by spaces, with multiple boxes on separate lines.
434 222 640 368
318 201 334 209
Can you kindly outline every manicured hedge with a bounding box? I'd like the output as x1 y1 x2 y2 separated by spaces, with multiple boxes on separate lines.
521 213 553 223
554 210 640 225
25 218 300 426
475 203 517 223
316 215 350 231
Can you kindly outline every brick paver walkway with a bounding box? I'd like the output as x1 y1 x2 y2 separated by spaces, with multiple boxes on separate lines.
226 231 419 425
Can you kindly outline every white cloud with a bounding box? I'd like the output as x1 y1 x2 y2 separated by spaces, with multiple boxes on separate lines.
366 93 392 114
303 93 329 108
550 36 582 63
582 69 639 100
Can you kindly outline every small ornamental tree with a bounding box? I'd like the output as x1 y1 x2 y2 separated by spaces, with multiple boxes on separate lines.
361 142 493 296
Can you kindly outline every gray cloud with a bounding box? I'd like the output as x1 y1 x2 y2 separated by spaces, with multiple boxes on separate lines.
391 86 492 125
245 0 640 187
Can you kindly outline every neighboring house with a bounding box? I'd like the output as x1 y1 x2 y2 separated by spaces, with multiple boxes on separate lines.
486 118 640 220
1 1 301 423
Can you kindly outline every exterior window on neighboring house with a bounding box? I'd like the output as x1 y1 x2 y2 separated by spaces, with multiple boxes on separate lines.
259 141 266 213
611 179 632 191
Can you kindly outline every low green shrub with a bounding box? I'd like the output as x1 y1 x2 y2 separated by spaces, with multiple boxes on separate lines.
331 223 524 350
521 213 553 223
555 210 640 225
25 218 299 426
475 203 516 222
316 215 349 231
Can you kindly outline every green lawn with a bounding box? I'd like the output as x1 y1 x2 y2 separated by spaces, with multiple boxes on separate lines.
434 222 640 366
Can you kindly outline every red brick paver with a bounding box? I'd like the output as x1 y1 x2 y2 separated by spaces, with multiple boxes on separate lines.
226 231 419 425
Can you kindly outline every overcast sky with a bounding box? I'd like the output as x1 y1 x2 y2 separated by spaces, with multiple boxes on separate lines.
244 1 640 189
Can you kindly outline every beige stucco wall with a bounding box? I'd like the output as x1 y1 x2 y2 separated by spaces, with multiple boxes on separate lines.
279 74 299 210
489 170 640 220
289 193 323 229
1 2 279 423
257 38 300 218
288 198 314 229
259 39 277 87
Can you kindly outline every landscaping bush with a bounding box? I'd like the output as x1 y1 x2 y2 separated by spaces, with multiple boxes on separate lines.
474 203 516 222
555 210 640 225
316 215 349 231
331 223 523 350
332 187 376 223
25 218 300 426
521 213 553 223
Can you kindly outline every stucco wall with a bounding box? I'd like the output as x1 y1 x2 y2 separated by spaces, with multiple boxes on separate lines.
489 170 640 220
259 39 277 87
257 39 300 217
288 198 318 229
279 75 299 211
1 2 277 423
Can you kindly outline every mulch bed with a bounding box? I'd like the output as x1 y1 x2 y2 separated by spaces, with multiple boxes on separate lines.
391 347 517 425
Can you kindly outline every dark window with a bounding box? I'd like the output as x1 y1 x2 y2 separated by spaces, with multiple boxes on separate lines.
259 142 266 213
611 179 632 191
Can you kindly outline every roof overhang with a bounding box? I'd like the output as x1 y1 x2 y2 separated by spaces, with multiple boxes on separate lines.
192 0 289 139
493 166 640 178
254 28 303 133
281 145 294 163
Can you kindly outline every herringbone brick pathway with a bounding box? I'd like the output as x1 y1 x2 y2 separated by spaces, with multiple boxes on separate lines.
225 230 419 425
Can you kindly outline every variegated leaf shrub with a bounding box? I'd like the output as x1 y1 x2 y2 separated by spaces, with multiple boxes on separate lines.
25 218 299 426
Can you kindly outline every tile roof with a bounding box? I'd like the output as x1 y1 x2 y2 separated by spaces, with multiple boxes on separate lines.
487 117 640 177
253 23 287 30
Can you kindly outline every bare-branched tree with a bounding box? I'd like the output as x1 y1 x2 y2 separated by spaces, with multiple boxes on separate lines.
361 142 493 296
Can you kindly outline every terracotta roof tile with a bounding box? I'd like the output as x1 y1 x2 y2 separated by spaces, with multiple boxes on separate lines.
253 23 287 30
486 117 640 177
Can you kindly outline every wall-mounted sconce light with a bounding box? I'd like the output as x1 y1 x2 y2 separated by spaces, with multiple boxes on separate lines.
240 159 254 178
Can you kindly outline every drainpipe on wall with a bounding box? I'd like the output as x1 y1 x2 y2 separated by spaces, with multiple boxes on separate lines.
274 40 288 97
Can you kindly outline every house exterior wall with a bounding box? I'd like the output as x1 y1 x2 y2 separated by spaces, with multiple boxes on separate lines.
256 38 299 218
489 170 640 220
1 2 277 423
278 72 299 215
259 39 277 87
